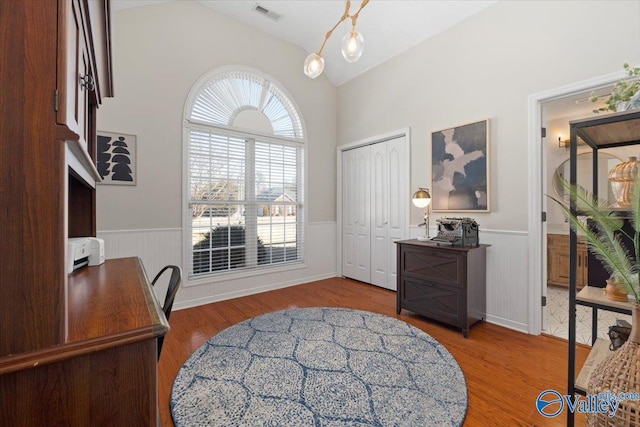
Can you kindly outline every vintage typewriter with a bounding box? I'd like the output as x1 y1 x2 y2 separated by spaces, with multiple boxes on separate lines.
431 217 479 246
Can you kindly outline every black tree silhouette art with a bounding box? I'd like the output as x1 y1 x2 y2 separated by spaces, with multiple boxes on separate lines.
97 133 135 184
96 134 112 179
111 137 133 182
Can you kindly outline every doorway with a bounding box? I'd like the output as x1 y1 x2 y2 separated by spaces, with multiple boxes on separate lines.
540 91 629 344
527 71 625 337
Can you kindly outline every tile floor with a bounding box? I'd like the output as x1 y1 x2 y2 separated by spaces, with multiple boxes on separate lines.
543 285 632 345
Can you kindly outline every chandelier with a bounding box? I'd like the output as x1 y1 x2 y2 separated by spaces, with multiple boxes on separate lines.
303 0 370 79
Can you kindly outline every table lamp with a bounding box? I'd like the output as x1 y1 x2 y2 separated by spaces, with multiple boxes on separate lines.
412 188 431 241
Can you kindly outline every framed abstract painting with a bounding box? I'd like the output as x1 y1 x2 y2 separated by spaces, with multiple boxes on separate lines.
431 119 490 212
96 131 137 185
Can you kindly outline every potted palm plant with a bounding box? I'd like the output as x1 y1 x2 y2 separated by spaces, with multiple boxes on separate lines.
551 173 640 426
590 63 640 113
548 173 640 302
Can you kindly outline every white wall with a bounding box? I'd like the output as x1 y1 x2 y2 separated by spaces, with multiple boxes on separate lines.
97 1 338 307
337 0 640 332
97 0 640 330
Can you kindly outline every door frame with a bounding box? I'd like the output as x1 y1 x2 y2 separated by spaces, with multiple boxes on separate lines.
527 71 623 334
336 127 411 278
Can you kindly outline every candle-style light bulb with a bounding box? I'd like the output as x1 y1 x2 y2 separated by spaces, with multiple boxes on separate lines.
341 30 364 63
304 52 325 78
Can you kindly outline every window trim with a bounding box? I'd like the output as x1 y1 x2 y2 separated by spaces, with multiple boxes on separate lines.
181 66 307 287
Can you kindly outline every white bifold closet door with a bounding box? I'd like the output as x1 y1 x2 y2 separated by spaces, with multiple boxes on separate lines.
342 145 372 283
341 135 408 290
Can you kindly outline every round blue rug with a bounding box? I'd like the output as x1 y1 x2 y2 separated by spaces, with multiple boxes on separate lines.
171 307 467 426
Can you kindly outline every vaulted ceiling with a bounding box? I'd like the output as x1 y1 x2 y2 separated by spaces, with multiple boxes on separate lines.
111 0 499 86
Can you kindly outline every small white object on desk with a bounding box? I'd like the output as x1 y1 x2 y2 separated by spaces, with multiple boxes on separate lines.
87 237 105 266
67 237 90 274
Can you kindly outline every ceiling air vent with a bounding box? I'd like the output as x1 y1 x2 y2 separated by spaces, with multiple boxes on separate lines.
253 3 283 22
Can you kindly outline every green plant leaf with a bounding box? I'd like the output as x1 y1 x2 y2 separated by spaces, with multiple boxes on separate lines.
548 175 640 301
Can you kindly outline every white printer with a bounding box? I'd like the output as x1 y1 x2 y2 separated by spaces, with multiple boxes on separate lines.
67 237 105 274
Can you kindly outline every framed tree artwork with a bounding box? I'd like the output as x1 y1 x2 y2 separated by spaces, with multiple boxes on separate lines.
431 119 490 212
96 131 137 185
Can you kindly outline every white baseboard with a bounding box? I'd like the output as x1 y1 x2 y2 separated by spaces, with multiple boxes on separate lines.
173 272 337 310
485 314 529 334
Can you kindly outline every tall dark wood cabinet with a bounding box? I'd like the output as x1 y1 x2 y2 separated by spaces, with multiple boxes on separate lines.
0 1 168 424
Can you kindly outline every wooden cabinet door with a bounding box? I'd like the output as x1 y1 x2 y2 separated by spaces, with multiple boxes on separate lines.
57 0 92 147
577 243 588 288
0 0 64 357
548 245 570 286
547 234 587 288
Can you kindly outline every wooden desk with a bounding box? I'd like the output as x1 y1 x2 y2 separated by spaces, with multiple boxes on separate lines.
0 258 168 425
396 240 489 337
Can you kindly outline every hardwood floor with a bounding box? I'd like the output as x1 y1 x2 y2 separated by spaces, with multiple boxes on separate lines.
158 277 589 426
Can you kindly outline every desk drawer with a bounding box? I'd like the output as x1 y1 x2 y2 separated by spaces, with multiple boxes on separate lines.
400 245 465 288
400 277 463 327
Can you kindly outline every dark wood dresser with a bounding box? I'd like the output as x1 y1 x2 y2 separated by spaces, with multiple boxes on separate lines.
396 239 489 337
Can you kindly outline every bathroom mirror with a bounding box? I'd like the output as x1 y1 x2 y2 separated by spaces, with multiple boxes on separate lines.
552 152 622 205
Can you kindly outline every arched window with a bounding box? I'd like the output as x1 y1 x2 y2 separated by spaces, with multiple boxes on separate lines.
184 67 305 279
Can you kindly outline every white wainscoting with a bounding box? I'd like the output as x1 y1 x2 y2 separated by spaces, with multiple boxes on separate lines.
99 224 529 332
98 228 182 279
410 226 530 333
97 228 183 303
98 222 338 311
479 230 529 333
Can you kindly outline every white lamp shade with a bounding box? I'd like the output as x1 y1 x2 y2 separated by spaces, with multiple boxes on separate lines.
412 189 431 208
341 31 364 63
304 53 325 78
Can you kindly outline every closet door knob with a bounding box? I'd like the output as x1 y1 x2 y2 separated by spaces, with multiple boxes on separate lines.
79 74 95 91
